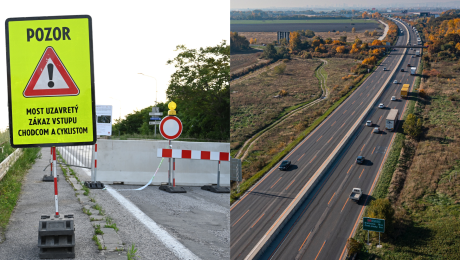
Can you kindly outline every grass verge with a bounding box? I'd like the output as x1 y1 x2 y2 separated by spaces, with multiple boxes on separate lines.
0 147 40 240
231 61 378 204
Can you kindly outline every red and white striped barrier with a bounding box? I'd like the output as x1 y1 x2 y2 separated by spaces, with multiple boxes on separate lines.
157 149 230 161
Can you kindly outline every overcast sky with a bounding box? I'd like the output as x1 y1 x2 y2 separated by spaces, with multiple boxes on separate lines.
231 0 459 9
0 0 229 131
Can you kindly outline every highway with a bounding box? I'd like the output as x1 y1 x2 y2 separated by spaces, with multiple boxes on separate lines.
230 18 420 260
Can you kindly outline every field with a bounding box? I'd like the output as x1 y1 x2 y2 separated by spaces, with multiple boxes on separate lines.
231 58 360 181
355 60 460 259
230 49 268 74
230 19 378 24
231 22 380 33
239 31 382 45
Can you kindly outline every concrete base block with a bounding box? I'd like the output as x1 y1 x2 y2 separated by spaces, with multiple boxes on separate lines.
159 184 186 193
42 175 58 182
201 185 230 193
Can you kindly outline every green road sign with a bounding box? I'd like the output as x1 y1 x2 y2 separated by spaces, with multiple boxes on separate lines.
363 217 385 232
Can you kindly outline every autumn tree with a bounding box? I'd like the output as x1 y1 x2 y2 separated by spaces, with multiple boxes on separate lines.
289 31 301 52
352 27 356 33
364 30 370 37
362 11 368 18
340 36 347 42
362 56 377 65
371 39 383 46
336 46 346 53
249 38 255 44
312 39 321 47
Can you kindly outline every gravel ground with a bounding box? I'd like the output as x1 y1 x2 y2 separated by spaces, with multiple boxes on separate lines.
0 148 104 260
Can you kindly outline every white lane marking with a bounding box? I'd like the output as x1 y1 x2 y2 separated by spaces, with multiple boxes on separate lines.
105 186 200 260
62 147 200 260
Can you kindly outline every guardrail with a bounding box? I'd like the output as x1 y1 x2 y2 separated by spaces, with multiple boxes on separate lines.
0 149 23 182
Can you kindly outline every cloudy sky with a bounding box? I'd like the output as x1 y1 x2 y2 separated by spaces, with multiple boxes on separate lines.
0 0 229 131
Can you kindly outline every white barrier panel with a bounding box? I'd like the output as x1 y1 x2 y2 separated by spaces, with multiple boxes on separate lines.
96 140 230 186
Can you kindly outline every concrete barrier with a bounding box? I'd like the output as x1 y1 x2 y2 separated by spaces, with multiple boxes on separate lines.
95 140 230 187
0 148 23 182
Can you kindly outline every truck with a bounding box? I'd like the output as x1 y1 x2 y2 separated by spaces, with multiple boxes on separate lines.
350 188 362 202
401 84 410 98
411 67 417 75
386 109 399 131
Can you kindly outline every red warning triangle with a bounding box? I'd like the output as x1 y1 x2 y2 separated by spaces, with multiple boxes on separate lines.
23 47 79 98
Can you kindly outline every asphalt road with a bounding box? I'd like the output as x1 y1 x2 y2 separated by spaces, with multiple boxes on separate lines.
230 19 419 260
60 144 230 260
230 23 380 33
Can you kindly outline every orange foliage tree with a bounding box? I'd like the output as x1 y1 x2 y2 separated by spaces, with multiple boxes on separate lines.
289 31 301 52
336 46 346 53
362 56 377 65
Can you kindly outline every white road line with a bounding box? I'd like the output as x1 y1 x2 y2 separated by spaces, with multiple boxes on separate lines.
63 147 200 260
105 186 200 260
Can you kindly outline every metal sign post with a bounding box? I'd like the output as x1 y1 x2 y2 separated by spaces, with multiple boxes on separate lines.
158 102 185 193
201 160 230 193
363 217 385 247
5 15 95 258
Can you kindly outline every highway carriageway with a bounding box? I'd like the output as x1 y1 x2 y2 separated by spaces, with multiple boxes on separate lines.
230 18 418 260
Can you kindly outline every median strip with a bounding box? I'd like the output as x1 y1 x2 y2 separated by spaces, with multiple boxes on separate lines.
244 19 409 260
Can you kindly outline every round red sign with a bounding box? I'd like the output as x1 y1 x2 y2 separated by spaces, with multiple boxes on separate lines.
159 116 182 140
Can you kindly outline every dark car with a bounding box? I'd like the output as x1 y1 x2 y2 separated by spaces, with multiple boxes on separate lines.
279 160 291 171
400 68 404 72
356 156 365 164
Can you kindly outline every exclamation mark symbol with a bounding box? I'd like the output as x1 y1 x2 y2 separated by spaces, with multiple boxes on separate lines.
47 63 54 88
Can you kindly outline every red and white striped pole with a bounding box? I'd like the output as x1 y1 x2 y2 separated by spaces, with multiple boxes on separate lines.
50 147 52 176
52 146 59 217
92 144 98 182
173 158 175 187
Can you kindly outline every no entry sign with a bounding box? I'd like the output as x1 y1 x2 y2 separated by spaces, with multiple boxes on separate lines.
5 15 96 148
159 116 182 140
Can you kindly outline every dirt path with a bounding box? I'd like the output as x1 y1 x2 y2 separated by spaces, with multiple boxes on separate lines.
235 59 329 161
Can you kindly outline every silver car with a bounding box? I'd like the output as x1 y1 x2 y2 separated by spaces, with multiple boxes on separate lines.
393 80 398 84
391 96 396 101
366 120 372 127
373 127 380 133
378 103 385 109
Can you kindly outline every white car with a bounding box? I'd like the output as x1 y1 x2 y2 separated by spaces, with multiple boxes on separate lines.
366 120 372 127
393 80 398 84
373 127 380 134
378 103 385 109
391 96 396 101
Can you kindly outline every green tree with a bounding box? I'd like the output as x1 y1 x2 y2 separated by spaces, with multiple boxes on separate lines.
367 198 395 236
166 41 230 140
346 238 363 257
340 35 347 42
403 113 422 138
263 44 277 59
305 30 315 38
274 63 287 75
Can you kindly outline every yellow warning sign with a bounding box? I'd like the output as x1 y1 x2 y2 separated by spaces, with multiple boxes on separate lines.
5 15 96 148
